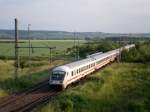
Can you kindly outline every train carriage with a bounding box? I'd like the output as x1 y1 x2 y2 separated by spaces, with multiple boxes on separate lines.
49 44 135 89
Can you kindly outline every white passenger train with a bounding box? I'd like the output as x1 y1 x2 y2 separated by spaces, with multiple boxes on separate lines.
49 44 135 89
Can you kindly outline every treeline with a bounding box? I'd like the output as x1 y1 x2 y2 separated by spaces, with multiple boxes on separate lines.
67 41 121 58
121 42 150 63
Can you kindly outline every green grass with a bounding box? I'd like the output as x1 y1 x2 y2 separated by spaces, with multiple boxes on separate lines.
0 40 84 97
0 40 85 58
33 63 150 112
0 59 69 97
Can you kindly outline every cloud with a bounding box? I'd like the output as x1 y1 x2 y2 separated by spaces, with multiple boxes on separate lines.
0 0 150 33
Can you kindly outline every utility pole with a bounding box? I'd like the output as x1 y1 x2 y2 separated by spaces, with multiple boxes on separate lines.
28 24 31 69
77 32 80 60
14 18 19 80
13 19 56 80
49 48 52 64
74 31 76 60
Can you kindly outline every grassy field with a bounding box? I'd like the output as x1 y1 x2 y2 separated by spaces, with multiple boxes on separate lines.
0 40 85 58
33 63 150 112
0 40 85 97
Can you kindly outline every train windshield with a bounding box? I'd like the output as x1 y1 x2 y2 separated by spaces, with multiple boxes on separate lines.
51 71 65 80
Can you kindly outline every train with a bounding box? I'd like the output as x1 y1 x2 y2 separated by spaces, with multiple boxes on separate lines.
49 44 135 89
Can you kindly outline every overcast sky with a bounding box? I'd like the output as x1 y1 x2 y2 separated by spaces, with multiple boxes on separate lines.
0 0 150 33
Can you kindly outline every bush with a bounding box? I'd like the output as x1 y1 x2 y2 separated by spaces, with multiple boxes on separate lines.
67 41 120 58
59 98 73 112
19 59 49 69
121 43 150 63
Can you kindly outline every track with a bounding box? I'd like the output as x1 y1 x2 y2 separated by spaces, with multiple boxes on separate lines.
0 80 61 112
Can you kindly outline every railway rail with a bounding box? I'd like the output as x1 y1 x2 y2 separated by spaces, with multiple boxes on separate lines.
0 80 61 112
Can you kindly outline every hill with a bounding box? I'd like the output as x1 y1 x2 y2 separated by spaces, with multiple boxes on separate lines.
0 29 150 40
0 30 104 40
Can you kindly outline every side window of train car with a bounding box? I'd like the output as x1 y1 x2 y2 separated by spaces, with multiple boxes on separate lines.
73 70 75 76
71 71 73 76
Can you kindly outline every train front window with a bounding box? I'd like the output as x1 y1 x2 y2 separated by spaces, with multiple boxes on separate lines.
51 71 65 80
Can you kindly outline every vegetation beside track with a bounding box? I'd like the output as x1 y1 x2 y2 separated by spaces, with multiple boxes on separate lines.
34 43 150 112
122 42 150 63
0 59 68 97
67 40 121 58
0 40 150 111
34 63 150 112
0 40 78 97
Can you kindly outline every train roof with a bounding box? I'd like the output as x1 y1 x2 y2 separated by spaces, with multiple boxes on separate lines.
53 44 135 71
65 58 92 69
59 49 120 70
52 66 70 72
63 51 116 70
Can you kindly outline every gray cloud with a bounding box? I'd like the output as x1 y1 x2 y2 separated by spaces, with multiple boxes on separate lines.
0 0 150 33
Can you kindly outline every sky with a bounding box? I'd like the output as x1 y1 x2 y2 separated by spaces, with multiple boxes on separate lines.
0 0 150 33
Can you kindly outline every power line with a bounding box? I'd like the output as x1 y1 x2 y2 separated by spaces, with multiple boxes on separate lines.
14 18 56 79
